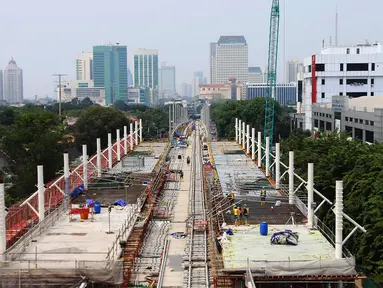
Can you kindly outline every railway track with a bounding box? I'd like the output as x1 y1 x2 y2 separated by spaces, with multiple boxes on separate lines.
183 126 211 288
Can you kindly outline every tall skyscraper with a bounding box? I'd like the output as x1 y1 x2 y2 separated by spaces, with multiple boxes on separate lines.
127 69 133 87
192 71 207 97
76 52 93 81
159 65 176 91
133 49 159 89
181 83 192 98
286 60 303 83
93 45 128 105
4 58 23 104
210 36 249 86
0 70 3 101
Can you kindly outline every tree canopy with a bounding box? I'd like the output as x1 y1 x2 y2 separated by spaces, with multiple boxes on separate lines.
210 98 295 140
0 107 66 204
74 106 130 155
280 132 383 280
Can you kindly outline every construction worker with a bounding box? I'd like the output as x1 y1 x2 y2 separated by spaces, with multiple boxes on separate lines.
229 191 235 205
238 204 243 225
243 204 250 225
260 188 266 206
180 170 184 181
233 205 239 226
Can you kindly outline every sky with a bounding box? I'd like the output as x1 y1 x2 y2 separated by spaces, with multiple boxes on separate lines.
0 0 382 99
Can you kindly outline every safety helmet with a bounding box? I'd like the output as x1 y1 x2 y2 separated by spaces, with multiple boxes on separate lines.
243 204 247 207
233 205 237 208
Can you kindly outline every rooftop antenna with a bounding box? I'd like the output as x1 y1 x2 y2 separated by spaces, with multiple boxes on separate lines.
330 36 332 47
335 5 338 46
322 39 325 49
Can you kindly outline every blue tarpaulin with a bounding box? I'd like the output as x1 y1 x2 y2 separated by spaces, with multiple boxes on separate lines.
114 199 127 207
70 184 85 198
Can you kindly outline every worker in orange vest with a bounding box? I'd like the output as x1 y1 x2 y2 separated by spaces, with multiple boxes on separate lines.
260 188 266 206
237 204 243 225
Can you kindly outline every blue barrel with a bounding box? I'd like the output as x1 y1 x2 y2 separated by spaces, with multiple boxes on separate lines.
260 222 268 236
94 202 101 214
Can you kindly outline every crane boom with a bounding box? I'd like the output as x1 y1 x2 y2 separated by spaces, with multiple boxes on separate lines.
264 0 280 145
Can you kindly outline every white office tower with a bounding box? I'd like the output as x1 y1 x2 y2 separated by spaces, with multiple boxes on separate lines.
76 52 93 82
210 36 248 98
303 42 383 131
192 71 207 97
3 58 23 104
286 60 303 83
133 49 159 89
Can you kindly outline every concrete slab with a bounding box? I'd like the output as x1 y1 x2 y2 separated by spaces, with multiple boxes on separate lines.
222 224 336 269
13 205 134 265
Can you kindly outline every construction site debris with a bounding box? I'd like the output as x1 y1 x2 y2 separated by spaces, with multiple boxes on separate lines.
270 229 299 246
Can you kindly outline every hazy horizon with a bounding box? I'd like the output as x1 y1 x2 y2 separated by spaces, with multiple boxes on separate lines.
0 0 381 99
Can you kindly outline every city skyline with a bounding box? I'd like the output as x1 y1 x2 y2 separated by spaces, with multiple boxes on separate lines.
1 0 382 99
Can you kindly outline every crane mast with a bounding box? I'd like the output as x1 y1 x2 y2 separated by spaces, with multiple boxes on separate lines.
264 0 280 145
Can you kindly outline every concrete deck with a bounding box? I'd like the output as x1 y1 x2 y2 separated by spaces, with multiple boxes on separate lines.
162 138 193 287
13 206 134 267
222 224 336 269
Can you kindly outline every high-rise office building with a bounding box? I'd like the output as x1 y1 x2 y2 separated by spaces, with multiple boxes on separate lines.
0 70 3 101
4 58 23 104
159 65 176 91
93 45 128 105
181 83 192 98
76 52 93 81
210 36 248 85
248 67 264 83
192 71 207 97
286 60 303 83
133 49 159 89
127 69 133 87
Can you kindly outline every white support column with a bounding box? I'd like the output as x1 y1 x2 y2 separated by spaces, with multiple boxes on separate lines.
139 119 143 142
82 145 88 190
335 180 344 259
64 153 70 211
116 129 121 162
96 138 102 178
37 165 45 221
242 122 246 149
235 118 238 143
275 143 280 189
265 136 270 177
108 133 112 169
135 121 138 145
0 182 6 261
307 163 314 227
130 123 134 150
289 151 294 204
257 132 262 168
251 128 255 160
246 125 250 154
238 120 242 145
123 126 128 155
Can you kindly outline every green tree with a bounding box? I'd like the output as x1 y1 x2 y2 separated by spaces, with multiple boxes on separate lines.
74 106 130 154
1 110 65 202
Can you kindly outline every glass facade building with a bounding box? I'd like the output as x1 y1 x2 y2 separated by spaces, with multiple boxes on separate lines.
247 83 297 105
133 49 158 89
93 45 128 105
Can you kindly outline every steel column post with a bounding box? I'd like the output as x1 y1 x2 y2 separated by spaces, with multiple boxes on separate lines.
96 138 101 178
335 180 344 259
275 143 280 189
82 144 88 190
37 165 45 221
108 133 112 169
289 151 294 204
